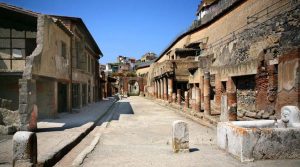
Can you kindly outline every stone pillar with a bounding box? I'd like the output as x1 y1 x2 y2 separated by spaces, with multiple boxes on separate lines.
215 74 222 113
204 72 211 115
13 131 37 167
154 81 157 98
172 92 176 103
226 77 237 121
168 78 173 102
177 89 181 105
184 91 189 111
195 87 201 112
172 120 189 153
163 78 167 101
160 78 163 100
18 79 37 132
200 75 204 104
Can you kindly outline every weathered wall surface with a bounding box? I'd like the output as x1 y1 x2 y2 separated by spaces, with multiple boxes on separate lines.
136 66 149 77
157 0 282 63
191 2 300 120
36 79 55 119
32 16 71 81
276 49 300 115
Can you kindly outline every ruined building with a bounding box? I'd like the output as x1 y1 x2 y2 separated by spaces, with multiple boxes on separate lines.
145 0 300 122
0 3 103 134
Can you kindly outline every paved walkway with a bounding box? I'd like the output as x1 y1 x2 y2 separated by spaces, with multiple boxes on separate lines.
0 98 116 166
82 96 300 167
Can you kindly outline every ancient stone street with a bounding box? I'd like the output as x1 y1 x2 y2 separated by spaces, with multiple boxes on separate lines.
73 97 300 167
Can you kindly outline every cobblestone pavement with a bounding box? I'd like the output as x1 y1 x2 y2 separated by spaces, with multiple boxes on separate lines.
82 96 300 167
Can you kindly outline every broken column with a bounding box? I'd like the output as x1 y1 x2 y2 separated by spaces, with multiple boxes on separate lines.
172 120 189 153
184 91 189 111
226 77 237 121
168 78 173 103
204 72 211 115
13 131 37 167
177 89 181 106
195 87 201 112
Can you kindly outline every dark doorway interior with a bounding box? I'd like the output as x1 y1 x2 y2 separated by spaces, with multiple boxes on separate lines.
58 83 67 113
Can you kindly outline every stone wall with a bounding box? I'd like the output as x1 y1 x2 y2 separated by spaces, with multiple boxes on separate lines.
206 2 300 119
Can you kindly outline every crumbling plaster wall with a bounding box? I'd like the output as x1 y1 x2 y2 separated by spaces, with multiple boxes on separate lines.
205 3 300 119
31 16 71 80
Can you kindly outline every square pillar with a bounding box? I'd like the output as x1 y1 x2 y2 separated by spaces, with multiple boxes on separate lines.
154 81 157 98
168 78 173 102
177 89 181 105
215 74 222 112
163 78 167 101
184 91 189 111
204 72 211 115
195 87 201 112
226 76 237 121
172 92 176 103
200 75 204 106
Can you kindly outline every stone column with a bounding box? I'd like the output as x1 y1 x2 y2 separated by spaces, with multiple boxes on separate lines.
195 87 201 112
215 74 222 113
160 78 164 99
163 78 167 101
172 92 176 103
168 78 173 102
154 81 157 98
184 91 189 111
177 89 181 106
204 72 211 115
226 76 237 121
200 75 204 107
18 79 37 132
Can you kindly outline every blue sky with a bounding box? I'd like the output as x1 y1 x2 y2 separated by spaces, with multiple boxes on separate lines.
1 0 200 64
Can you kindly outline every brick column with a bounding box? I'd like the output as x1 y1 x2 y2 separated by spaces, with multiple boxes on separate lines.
195 87 201 112
184 91 189 111
168 78 173 102
163 78 167 101
177 89 181 105
226 76 237 121
204 72 211 115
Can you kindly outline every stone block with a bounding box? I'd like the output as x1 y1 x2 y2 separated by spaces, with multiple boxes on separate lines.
245 111 257 118
172 120 189 153
13 131 37 167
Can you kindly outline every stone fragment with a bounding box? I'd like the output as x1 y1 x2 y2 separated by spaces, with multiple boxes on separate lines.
245 111 257 118
13 131 37 167
172 120 189 153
